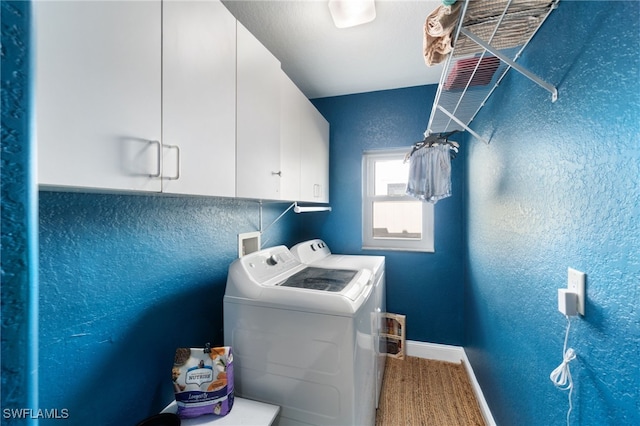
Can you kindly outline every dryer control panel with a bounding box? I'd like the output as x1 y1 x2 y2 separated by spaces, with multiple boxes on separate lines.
290 239 331 264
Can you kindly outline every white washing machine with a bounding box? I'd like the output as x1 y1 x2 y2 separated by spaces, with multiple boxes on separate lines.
290 239 386 409
223 244 378 426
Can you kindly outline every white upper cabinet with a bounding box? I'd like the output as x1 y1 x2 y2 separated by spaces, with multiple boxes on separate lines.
162 0 236 197
280 73 330 203
279 73 304 202
299 98 330 203
236 22 282 200
35 0 328 202
35 0 162 192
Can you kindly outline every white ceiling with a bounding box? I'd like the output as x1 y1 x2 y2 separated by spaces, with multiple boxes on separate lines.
222 0 444 99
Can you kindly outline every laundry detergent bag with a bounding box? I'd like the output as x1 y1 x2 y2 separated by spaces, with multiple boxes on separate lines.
172 346 234 419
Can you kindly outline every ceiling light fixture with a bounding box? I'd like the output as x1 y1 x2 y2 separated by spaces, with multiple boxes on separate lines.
328 0 376 29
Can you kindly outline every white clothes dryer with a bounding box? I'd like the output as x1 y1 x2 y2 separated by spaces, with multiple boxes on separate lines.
290 239 386 409
224 245 377 426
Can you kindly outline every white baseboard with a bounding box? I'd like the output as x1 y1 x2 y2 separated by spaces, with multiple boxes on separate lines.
406 340 465 362
406 341 496 426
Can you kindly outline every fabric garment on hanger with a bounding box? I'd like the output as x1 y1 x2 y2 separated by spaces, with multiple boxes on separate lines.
406 144 452 203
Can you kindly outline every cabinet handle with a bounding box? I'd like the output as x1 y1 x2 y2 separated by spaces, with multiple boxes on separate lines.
149 140 162 178
314 184 321 198
165 144 181 180
271 171 282 177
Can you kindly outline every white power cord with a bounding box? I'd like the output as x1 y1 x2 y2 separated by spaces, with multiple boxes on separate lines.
550 315 577 426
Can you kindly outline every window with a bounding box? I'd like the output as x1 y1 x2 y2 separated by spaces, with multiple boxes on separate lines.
362 149 434 252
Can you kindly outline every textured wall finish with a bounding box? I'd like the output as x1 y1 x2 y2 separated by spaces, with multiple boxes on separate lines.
1 0 39 420
10 1 639 425
38 192 298 425
465 1 640 425
308 86 466 345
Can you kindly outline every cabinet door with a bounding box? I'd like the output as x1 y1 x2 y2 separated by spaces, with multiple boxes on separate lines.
299 101 330 203
162 0 236 196
35 0 162 192
236 23 282 200
279 73 303 201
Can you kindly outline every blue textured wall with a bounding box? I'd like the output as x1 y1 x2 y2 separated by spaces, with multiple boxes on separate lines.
38 193 298 425
7 1 639 425
307 86 467 345
464 1 640 425
1 1 39 423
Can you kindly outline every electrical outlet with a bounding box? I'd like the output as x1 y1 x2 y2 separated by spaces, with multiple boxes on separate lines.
567 267 585 316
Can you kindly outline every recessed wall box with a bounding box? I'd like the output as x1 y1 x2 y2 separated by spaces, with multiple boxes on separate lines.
238 232 261 258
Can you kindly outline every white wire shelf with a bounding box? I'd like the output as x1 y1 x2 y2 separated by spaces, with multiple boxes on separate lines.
426 0 561 144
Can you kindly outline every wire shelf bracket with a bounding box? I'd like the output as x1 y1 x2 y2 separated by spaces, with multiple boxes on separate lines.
435 104 489 145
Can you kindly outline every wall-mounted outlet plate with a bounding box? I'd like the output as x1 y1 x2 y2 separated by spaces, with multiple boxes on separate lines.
568 267 585 316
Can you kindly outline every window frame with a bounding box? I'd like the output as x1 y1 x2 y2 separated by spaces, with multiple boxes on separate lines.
362 148 435 252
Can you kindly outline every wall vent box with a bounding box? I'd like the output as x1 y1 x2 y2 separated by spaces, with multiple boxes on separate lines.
238 232 261 257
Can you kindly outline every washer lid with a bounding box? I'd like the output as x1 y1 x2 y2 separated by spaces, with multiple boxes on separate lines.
226 245 374 315
278 267 358 292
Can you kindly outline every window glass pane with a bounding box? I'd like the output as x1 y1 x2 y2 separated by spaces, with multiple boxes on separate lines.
363 149 434 252
374 159 409 196
372 201 422 240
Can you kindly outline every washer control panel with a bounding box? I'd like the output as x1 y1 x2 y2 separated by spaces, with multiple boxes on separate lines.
242 245 300 284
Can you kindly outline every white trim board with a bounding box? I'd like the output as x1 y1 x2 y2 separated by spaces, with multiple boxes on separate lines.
406 340 496 426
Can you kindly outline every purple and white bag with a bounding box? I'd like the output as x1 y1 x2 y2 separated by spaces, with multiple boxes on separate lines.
172 346 234 419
